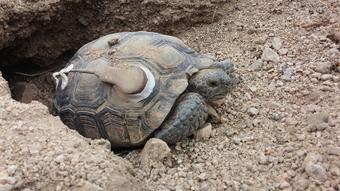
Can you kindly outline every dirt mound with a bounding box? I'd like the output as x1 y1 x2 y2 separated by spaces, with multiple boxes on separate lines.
0 72 141 191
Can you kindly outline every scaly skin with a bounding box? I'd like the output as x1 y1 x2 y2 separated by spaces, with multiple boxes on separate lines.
188 59 235 101
154 59 235 143
154 93 208 144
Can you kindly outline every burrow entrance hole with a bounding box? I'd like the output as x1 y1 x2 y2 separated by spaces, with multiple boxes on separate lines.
1 50 75 111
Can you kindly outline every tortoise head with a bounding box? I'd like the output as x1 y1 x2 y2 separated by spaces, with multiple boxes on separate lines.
188 61 236 101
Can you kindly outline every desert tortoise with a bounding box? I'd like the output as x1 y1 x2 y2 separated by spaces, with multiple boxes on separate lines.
53 32 235 148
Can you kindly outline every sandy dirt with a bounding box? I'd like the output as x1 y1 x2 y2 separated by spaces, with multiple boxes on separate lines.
126 0 340 190
1 0 340 190
0 73 141 191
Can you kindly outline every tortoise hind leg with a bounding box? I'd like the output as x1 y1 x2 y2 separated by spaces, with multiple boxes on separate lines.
154 93 208 144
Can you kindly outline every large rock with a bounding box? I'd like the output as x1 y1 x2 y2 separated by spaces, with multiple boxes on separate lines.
140 138 171 169
0 72 141 191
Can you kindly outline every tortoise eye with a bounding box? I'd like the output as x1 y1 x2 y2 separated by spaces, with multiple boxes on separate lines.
208 80 219 87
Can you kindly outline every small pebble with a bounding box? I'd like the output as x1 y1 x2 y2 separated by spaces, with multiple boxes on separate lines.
313 62 332 74
316 122 328 131
326 146 340 156
332 75 339 82
294 177 309 190
7 165 17 176
320 74 332 81
310 78 319 83
258 152 269 165
247 107 259 116
55 154 65 163
194 123 212 141
272 37 283 50
279 180 290 189
282 65 294 81
261 47 280 63
310 73 321 79
278 48 288 55
250 59 263 71
232 137 241 145
303 152 328 181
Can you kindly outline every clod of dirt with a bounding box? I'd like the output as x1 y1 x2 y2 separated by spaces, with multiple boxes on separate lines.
325 146 340 156
312 61 333 74
302 152 328 181
306 112 330 132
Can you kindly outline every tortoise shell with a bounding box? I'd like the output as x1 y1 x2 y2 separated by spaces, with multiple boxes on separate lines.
53 32 214 147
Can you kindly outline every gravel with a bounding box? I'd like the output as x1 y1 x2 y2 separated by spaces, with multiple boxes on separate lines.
128 0 340 190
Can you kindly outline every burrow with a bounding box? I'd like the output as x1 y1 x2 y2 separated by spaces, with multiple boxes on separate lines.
0 0 228 110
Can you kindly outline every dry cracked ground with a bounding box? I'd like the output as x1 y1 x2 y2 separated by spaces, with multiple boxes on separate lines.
1 0 340 191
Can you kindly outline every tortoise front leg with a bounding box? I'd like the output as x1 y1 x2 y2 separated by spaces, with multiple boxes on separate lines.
154 93 208 144
207 104 221 123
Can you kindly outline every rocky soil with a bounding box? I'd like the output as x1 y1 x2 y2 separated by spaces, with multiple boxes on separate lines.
126 0 340 190
1 0 340 190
